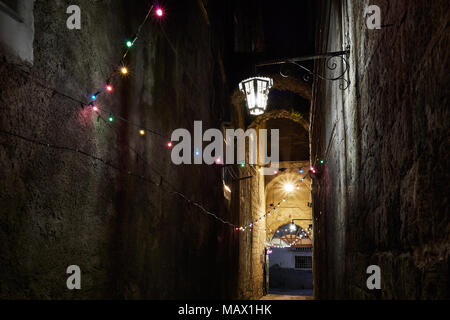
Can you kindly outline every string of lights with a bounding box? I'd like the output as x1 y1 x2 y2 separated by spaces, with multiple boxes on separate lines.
2 116 303 232
2 1 324 234
2 55 292 232
0 128 237 228
269 224 313 249
237 199 286 232
1 128 305 232
2 128 303 235
82 3 173 143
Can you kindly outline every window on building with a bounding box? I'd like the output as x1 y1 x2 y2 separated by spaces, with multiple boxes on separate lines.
295 256 312 269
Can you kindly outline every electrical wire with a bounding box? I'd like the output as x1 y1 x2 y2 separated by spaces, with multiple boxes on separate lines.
0 128 237 228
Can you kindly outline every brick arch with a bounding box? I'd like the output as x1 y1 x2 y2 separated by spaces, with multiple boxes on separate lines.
248 109 309 131
270 73 312 100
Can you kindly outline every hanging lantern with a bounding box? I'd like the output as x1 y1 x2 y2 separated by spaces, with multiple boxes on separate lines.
238 77 273 116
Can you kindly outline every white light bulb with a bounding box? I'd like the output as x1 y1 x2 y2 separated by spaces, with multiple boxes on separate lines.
284 183 294 193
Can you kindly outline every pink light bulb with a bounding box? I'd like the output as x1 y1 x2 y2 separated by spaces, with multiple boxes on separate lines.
156 8 163 17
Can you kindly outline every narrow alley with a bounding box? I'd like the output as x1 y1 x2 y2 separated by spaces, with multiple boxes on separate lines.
0 0 448 307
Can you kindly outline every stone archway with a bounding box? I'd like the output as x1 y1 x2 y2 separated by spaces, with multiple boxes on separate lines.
231 72 314 299
248 109 309 131
265 167 312 241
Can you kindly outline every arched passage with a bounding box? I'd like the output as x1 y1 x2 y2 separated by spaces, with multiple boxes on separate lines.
248 109 309 132
265 168 312 242
232 61 315 299
263 165 313 294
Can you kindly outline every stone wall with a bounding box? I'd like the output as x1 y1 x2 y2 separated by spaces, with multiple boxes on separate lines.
0 0 238 299
311 0 449 299
233 152 267 299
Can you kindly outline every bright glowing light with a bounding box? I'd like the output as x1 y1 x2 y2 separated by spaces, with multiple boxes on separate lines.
121 67 128 75
215 157 221 164
320 160 324 164
299 169 303 173
284 183 294 193
224 184 231 193
139 129 145 135
92 106 98 112
310 167 316 174
156 8 163 17
167 142 173 148
238 77 273 116
91 95 97 100
106 85 113 92
290 223 297 231
108 114 114 122
126 40 133 48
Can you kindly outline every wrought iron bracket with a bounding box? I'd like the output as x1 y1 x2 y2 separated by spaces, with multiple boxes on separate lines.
256 48 351 90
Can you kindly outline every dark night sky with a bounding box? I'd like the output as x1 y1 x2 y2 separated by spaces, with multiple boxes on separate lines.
261 0 317 58
239 0 316 121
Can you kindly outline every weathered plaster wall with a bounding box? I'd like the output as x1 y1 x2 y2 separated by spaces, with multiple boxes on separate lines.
311 0 449 299
0 0 238 299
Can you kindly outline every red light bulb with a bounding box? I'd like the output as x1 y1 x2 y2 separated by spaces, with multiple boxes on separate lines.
156 8 163 17
106 85 113 92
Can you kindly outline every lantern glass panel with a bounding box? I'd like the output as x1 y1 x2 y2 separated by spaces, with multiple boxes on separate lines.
239 77 273 116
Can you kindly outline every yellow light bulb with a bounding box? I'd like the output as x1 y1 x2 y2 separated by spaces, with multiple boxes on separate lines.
139 129 145 135
121 67 128 75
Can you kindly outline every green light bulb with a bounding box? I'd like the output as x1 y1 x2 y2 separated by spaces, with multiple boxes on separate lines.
126 40 133 48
